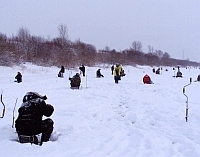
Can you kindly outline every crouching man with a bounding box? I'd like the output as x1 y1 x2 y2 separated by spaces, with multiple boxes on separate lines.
15 92 54 145
69 73 81 89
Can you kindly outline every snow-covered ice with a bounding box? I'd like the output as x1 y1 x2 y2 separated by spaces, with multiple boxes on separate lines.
0 63 200 157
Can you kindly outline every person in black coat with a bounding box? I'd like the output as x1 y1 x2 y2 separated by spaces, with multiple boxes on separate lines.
15 92 54 145
58 66 65 77
96 69 104 78
197 75 200 81
15 72 22 83
69 73 81 89
79 65 85 77
156 68 160 74
111 65 114 75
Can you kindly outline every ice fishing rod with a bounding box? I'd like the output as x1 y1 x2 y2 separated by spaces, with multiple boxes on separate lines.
183 78 192 122
86 75 87 88
0 92 5 118
12 98 18 128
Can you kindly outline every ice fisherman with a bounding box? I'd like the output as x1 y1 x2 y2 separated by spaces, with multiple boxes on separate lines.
15 92 54 145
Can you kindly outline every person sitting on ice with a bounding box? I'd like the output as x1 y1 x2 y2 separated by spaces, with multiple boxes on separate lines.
143 74 153 84
15 92 54 145
69 73 81 89
176 66 182 78
155 68 160 74
58 65 65 78
197 75 200 81
96 69 104 78
152 68 155 73
15 72 22 83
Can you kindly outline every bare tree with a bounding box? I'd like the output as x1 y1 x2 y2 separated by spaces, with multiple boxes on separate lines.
155 50 163 59
148 45 154 54
18 27 31 42
58 24 68 46
131 41 142 52
162 52 170 59
0 51 15 66
16 27 32 61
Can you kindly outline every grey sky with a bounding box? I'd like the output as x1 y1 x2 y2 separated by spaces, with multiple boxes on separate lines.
1 0 200 62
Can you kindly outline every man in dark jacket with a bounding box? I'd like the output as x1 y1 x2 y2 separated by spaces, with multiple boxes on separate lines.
79 65 85 77
15 72 22 83
69 73 81 89
15 92 54 145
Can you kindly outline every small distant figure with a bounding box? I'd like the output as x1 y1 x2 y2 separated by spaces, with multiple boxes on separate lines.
156 68 160 74
176 67 182 78
113 64 121 84
15 72 22 83
143 74 153 84
96 69 104 78
58 66 65 78
79 65 85 77
69 73 81 89
111 65 114 75
197 75 200 81
152 68 155 73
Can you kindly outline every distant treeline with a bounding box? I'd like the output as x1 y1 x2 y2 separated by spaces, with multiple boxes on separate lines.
0 26 199 68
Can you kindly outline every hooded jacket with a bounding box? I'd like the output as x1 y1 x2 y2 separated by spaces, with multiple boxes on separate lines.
15 92 54 133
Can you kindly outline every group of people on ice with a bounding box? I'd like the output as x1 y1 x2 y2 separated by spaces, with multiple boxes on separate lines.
13 63 200 146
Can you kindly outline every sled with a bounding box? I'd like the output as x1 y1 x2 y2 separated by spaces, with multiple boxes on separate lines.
70 87 80 89
18 135 38 145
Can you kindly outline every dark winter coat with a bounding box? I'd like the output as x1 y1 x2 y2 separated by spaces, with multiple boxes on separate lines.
69 74 81 87
197 75 200 81
176 71 182 78
96 69 104 78
156 69 160 74
111 65 114 71
15 92 54 135
79 65 85 73
60 66 65 73
58 66 65 77
15 72 22 83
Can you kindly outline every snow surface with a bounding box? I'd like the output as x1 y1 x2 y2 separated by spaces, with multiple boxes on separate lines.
0 63 200 157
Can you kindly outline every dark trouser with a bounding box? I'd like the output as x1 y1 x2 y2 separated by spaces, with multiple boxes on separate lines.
17 118 54 142
114 76 120 83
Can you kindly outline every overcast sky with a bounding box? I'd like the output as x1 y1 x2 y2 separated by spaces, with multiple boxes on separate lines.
1 0 200 62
